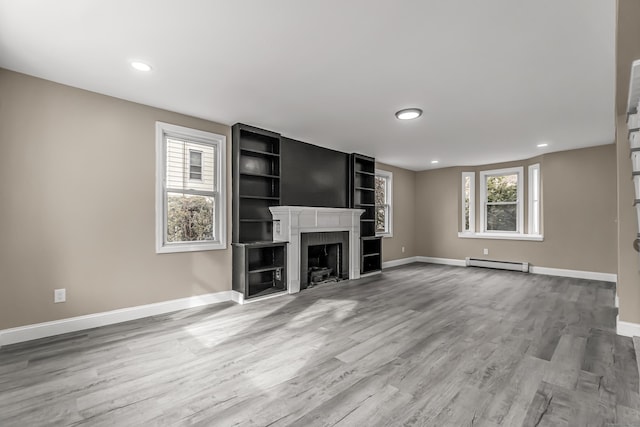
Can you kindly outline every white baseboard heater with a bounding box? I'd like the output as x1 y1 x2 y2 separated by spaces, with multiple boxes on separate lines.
465 257 529 273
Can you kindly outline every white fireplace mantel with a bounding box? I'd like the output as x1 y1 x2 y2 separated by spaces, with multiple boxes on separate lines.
269 206 364 293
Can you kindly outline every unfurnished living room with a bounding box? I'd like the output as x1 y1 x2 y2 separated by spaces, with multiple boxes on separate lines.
2 1 640 426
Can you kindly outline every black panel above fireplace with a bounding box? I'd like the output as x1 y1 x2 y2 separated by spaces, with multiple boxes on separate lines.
280 137 349 209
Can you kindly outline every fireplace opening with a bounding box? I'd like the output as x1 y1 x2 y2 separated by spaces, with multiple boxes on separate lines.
300 231 349 290
307 243 342 287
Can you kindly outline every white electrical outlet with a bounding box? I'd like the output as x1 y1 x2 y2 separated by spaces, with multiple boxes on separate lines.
483 248 489 255
54 288 66 303
402 246 405 253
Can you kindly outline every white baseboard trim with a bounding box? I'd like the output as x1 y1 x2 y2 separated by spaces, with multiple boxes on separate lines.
615 292 619 308
411 256 616 282
617 316 640 338
529 266 617 283
0 290 235 347
230 290 244 304
382 257 419 269
415 256 467 267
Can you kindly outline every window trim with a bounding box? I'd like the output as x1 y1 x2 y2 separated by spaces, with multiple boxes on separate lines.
479 166 524 235
155 122 226 253
375 169 393 237
461 172 475 233
528 163 541 235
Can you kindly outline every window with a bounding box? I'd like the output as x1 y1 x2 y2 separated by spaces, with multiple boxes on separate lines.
528 163 541 234
459 165 542 241
156 122 226 253
375 169 393 236
461 172 475 232
480 167 523 233
189 150 202 180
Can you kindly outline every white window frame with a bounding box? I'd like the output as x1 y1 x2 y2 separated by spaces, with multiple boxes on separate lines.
461 172 475 233
480 166 524 235
155 122 226 253
375 169 393 237
528 163 541 235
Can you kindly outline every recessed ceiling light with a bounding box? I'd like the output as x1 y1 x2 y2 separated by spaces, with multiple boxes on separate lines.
131 61 152 72
431 160 439 164
537 143 549 148
395 108 423 120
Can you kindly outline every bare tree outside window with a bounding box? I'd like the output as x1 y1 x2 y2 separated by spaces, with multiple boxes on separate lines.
464 176 471 230
375 176 386 233
375 171 392 235
167 194 214 242
485 174 518 231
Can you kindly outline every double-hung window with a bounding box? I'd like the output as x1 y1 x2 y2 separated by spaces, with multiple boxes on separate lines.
480 167 523 233
156 122 226 253
375 169 393 236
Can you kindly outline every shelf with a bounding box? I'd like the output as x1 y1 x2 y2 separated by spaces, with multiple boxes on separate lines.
240 219 275 223
360 219 375 222
239 195 280 200
355 187 375 192
240 148 280 157
248 265 285 274
356 203 375 207
363 253 380 258
233 241 286 246
356 170 375 176
240 172 280 179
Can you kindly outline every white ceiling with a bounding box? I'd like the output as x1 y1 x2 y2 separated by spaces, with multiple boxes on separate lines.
0 0 616 171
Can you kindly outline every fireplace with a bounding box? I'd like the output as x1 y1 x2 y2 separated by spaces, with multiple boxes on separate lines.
269 206 364 293
300 231 349 289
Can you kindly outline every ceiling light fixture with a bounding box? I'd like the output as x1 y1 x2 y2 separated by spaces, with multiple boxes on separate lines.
537 143 549 148
431 160 439 164
395 108 423 120
131 61 152 72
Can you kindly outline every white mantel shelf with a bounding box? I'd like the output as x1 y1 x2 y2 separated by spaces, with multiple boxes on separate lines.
269 206 364 294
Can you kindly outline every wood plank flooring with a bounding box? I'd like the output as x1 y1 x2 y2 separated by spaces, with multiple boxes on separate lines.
1 263 639 426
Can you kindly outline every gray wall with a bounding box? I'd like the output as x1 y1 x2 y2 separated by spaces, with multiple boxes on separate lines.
414 145 618 273
375 162 416 262
0 69 232 330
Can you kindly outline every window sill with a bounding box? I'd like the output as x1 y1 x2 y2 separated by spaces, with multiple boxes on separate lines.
156 241 227 254
457 232 543 242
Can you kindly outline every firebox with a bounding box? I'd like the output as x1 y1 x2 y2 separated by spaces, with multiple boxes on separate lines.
307 243 341 286
300 231 349 289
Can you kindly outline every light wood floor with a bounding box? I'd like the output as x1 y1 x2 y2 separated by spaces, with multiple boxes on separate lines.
1 263 639 426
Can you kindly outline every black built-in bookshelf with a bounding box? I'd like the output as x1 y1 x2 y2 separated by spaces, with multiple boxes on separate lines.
232 123 287 299
361 236 382 275
232 241 287 299
350 154 383 274
232 123 281 243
